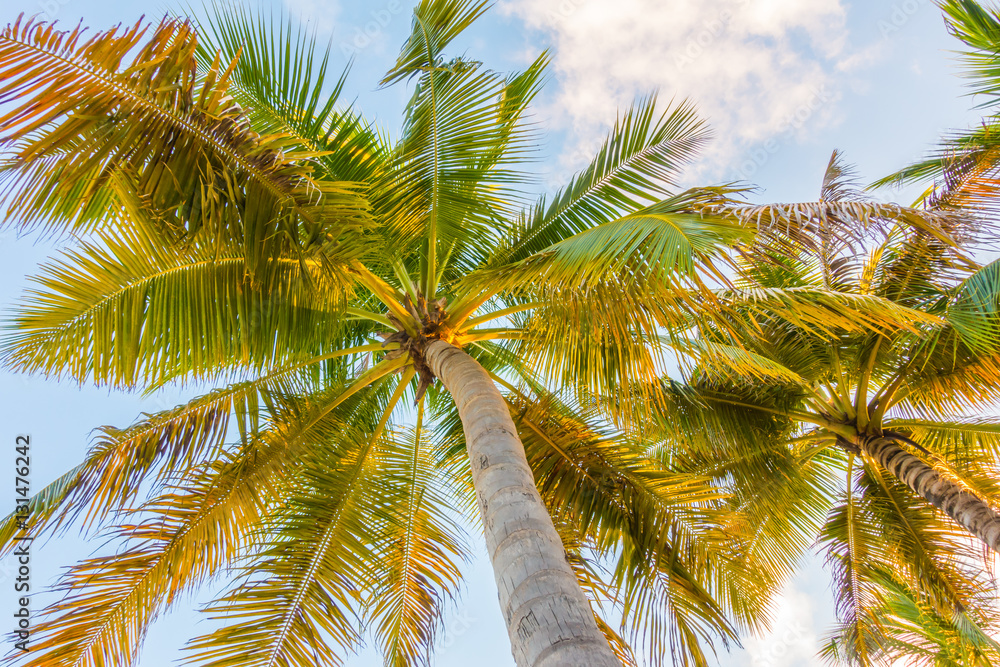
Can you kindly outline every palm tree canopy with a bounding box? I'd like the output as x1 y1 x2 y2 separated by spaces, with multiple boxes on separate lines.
651 152 1000 665
0 3 767 666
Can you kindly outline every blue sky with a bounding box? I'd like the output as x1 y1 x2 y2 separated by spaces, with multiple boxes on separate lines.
0 1 988 666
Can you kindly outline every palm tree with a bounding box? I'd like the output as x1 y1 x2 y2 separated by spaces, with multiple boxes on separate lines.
0 3 783 665
0 3 974 666
651 152 1000 664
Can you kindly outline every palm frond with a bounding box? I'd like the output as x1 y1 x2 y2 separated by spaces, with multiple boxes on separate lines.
0 15 369 273
13 366 400 667
20 453 269 667
191 3 390 186
378 0 539 293
364 420 469 667
182 370 411 667
482 197 749 295
487 97 713 271
1 222 364 387
819 460 889 666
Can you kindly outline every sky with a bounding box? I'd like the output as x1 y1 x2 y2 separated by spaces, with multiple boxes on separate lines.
0 0 990 666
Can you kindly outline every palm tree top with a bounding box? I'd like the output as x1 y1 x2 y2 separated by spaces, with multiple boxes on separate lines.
653 151 1000 664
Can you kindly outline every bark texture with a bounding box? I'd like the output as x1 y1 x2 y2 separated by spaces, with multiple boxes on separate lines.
862 435 1000 552
425 340 620 667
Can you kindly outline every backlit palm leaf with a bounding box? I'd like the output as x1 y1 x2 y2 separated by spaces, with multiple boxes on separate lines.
0 14 369 274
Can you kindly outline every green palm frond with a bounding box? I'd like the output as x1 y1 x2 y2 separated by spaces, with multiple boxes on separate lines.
482 198 749 295
819 459 889 666
0 15 369 269
365 417 469 667
191 3 390 186
21 453 269 667
0 349 390 557
818 455 1000 667
876 574 1000 666
1 222 364 387
16 365 400 667
718 286 945 336
377 0 540 293
502 286 666 408
183 371 410 667
887 417 1000 461
0 388 232 555
940 0 1000 103
488 97 714 269
382 0 490 86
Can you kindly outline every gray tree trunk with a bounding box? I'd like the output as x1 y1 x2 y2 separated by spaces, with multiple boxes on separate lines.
861 435 1000 552
425 340 620 667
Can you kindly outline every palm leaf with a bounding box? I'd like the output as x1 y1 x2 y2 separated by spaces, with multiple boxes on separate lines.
488 96 713 269
364 420 469 667
182 370 411 667
1 222 363 387
0 15 369 274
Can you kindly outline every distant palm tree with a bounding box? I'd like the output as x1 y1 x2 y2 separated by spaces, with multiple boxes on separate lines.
653 152 1000 664
0 2 767 665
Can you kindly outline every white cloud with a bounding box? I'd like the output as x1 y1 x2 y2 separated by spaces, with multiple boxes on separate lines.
501 0 855 181
742 585 819 667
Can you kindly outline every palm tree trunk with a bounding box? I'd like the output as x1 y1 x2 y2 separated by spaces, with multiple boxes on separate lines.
861 435 1000 552
425 340 620 667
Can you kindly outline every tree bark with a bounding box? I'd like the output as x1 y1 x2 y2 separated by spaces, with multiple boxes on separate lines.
425 340 620 667
861 435 1000 552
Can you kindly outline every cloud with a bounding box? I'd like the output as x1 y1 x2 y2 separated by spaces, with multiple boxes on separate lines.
500 0 854 181
742 585 819 667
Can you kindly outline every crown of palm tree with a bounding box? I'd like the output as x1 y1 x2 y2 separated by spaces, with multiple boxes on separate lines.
0 3 759 665
651 151 1000 665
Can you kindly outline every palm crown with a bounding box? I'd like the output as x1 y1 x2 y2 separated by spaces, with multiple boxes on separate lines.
0 1 992 666
0 2 763 666
655 152 1000 664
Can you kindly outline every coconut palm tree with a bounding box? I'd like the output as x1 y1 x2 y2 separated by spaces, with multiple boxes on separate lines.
0 3 971 666
0 3 779 666
649 152 1000 664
